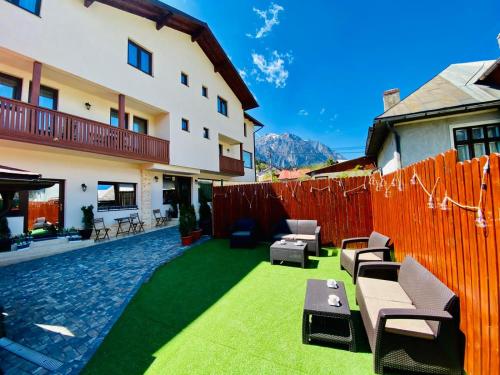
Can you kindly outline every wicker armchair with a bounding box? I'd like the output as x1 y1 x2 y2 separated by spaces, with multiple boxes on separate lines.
230 218 257 248
356 257 462 375
340 231 391 283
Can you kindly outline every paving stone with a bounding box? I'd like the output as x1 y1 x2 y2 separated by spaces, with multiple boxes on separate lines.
0 227 203 374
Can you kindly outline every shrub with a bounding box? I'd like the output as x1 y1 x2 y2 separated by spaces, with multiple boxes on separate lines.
81 205 94 229
179 205 191 237
0 217 10 240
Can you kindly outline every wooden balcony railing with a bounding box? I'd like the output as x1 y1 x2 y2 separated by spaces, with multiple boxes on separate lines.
219 155 244 176
0 96 169 164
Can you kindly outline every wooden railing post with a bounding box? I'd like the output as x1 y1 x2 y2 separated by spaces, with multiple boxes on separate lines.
30 61 42 106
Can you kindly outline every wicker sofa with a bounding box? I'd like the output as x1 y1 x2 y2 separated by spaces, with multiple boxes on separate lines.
272 219 321 256
356 256 462 375
340 231 391 283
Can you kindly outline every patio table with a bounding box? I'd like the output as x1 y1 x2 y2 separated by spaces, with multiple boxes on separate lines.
302 279 356 351
270 240 308 268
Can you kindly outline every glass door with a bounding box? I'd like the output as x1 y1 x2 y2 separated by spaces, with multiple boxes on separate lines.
27 180 64 238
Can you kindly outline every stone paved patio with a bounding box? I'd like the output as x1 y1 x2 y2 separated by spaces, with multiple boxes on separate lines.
0 226 195 374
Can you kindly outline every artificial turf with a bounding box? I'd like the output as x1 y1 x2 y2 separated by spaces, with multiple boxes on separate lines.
83 239 374 375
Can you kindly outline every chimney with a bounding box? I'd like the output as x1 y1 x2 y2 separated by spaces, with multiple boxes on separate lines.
383 88 401 111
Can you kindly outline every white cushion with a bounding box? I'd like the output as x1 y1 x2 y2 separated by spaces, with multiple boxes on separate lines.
364 297 435 340
357 277 412 304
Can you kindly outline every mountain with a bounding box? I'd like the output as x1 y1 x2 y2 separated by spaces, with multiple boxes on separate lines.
255 133 344 169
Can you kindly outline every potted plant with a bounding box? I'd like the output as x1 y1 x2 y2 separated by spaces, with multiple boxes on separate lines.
190 204 202 241
80 205 94 240
198 194 212 236
179 205 193 246
13 234 30 251
0 217 11 252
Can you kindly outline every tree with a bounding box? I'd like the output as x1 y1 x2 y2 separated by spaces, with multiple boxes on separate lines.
325 157 336 166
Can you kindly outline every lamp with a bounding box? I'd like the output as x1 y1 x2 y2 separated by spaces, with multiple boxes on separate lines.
81 183 87 192
154 176 159 183
85 102 91 110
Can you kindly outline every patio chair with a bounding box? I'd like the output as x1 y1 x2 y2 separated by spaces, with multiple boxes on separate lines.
340 231 391 283
153 209 167 226
93 218 110 241
130 213 145 234
230 218 257 248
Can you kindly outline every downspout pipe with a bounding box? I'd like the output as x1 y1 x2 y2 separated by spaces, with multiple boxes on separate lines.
253 124 264 182
387 122 402 170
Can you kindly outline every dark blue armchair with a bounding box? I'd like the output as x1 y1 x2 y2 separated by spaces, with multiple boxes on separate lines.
230 218 257 248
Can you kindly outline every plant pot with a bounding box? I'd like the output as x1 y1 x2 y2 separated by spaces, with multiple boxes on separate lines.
181 235 193 246
79 229 93 240
192 229 203 241
0 238 11 253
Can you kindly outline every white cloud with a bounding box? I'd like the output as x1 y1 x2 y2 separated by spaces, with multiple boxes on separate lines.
298 109 309 116
251 50 293 88
248 3 284 39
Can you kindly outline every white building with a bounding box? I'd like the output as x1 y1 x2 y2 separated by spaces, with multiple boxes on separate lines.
0 0 263 235
366 60 500 175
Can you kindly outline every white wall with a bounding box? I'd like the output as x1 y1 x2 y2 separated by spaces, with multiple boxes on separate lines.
0 140 143 230
0 0 255 180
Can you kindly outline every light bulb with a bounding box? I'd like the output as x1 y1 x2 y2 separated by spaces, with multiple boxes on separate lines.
439 197 449 211
410 174 417 185
427 196 435 209
475 209 487 228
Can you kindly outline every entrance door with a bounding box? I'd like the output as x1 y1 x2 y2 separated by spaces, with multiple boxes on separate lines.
26 180 65 235
162 175 192 218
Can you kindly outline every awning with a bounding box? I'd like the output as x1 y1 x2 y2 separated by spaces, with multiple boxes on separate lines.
0 166 56 217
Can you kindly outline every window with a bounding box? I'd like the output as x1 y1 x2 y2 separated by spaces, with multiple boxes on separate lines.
203 127 209 139
217 96 228 116
243 151 253 169
110 109 129 128
202 86 208 97
181 72 189 86
132 116 148 134
6 0 41 15
181 118 189 132
128 40 152 75
0 72 22 100
97 182 137 211
244 123 247 137
453 124 500 161
29 83 58 110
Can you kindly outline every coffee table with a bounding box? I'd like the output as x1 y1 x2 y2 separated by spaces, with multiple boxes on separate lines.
270 241 308 268
302 279 356 351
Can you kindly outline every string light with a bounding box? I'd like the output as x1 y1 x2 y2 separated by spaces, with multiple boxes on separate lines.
476 209 487 228
427 196 435 209
439 196 449 211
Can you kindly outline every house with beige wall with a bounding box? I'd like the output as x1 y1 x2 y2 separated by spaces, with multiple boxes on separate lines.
0 0 263 235
366 59 500 175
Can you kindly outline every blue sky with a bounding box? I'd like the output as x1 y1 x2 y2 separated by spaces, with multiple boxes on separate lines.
165 0 500 158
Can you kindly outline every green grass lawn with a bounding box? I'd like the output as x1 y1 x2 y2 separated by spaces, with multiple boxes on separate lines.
83 240 374 375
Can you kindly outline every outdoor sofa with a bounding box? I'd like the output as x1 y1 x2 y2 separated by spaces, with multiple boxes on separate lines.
230 218 257 248
272 219 321 256
356 256 462 375
340 231 391 283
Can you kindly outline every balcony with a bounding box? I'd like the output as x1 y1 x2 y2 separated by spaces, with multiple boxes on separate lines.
0 97 169 164
219 155 244 176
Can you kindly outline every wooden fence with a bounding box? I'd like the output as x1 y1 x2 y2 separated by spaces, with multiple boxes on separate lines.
212 150 499 375
371 150 499 375
212 177 373 245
